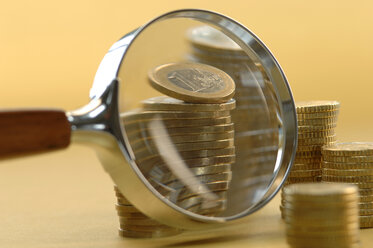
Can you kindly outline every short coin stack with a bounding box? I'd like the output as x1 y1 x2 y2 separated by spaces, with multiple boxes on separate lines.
187 25 281 203
114 186 182 238
282 183 361 248
288 101 340 184
322 142 373 228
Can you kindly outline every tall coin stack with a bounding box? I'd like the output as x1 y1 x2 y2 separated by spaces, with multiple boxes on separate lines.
120 61 236 225
186 26 280 204
114 186 182 238
280 101 340 217
282 183 361 248
322 142 373 228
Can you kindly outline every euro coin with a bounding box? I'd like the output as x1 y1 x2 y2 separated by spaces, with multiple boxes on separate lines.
148 62 235 103
296 100 340 113
322 142 373 157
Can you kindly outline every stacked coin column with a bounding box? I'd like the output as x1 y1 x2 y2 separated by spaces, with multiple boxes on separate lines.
280 101 340 217
114 186 182 238
288 101 340 184
322 142 373 228
187 26 280 205
121 95 236 217
282 183 360 248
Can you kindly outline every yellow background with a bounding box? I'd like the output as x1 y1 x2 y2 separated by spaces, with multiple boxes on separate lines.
1 1 373 247
1 0 373 140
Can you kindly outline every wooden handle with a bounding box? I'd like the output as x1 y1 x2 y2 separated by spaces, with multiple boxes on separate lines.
0 109 71 157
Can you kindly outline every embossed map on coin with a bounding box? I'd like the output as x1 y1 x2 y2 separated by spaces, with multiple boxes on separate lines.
148 62 235 103
167 68 225 93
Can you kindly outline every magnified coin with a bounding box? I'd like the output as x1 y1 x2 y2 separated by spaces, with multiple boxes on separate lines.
148 62 236 103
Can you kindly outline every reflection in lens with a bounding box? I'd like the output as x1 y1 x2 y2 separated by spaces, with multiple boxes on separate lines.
119 20 283 218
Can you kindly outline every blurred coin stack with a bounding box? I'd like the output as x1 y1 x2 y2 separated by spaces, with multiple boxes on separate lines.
322 142 373 228
286 101 340 185
280 101 340 217
186 26 280 203
114 186 182 238
121 96 235 216
282 183 361 248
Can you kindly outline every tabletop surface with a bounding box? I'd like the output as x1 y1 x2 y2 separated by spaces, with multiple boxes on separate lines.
1 146 372 248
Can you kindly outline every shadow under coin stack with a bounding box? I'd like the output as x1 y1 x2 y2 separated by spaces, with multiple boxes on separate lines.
322 142 373 228
282 183 361 248
186 26 280 206
121 62 236 223
280 101 340 218
114 186 182 238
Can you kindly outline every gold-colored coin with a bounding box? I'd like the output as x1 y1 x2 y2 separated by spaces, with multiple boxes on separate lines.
129 131 235 146
323 168 373 176
322 142 373 157
127 123 235 136
154 181 230 198
359 202 373 209
322 161 373 170
297 111 339 120
119 218 161 226
360 195 373 202
294 156 321 164
138 155 235 169
295 100 340 113
187 25 246 55
321 180 373 189
288 169 321 178
156 164 231 182
360 221 373 228
297 129 336 139
321 175 373 183
118 228 182 238
132 139 234 158
292 163 321 171
297 117 338 126
142 96 236 112
135 146 235 163
298 124 337 133
121 109 231 122
285 176 321 184
322 155 373 163
298 135 337 145
148 62 235 103
176 191 227 209
360 209 373 215
123 116 232 129
160 172 232 185
116 211 148 218
359 188 373 195
119 223 177 232
283 182 358 197
295 149 322 157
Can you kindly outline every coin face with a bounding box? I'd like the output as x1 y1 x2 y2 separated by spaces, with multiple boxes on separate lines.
296 101 340 113
322 142 373 156
148 62 235 103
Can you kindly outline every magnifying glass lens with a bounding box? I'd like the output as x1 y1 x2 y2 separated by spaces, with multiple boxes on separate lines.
118 18 284 219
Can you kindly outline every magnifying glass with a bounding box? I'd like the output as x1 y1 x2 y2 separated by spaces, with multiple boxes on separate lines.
0 9 297 229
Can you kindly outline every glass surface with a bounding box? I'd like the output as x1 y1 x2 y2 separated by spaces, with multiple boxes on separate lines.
118 18 283 218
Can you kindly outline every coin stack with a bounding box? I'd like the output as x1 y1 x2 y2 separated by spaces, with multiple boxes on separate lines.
121 98 235 216
114 185 182 238
121 62 236 218
322 142 373 228
186 25 280 204
285 101 340 185
282 183 361 248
